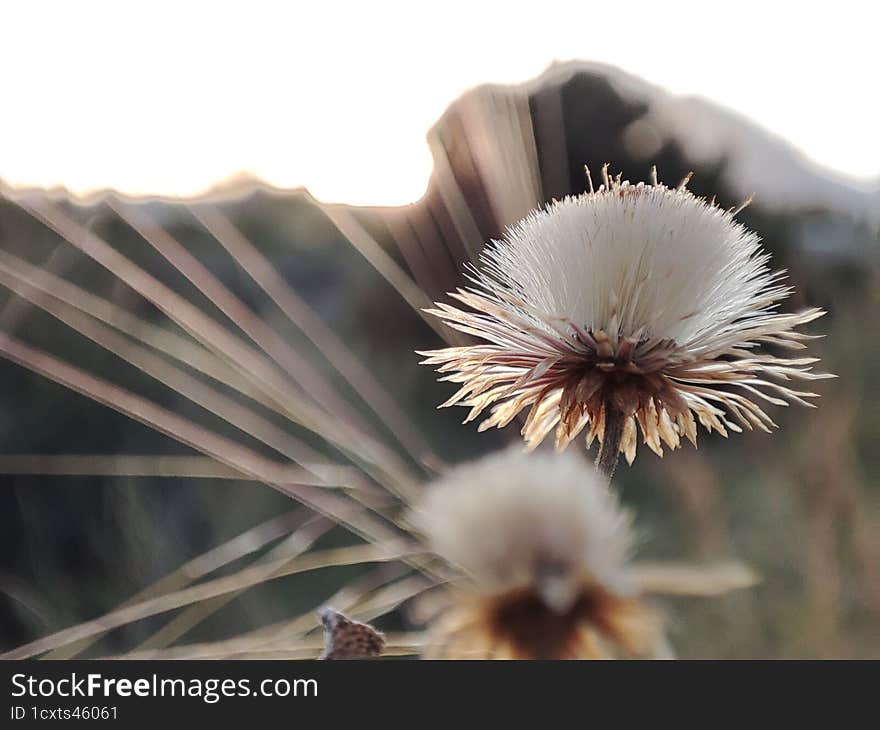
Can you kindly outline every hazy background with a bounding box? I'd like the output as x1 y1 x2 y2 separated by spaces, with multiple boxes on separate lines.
1 6 878 659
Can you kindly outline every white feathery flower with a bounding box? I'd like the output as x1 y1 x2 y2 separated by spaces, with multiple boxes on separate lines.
420 168 832 465
412 448 664 659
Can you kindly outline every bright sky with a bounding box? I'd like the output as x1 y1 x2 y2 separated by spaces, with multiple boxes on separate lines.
2 1 878 206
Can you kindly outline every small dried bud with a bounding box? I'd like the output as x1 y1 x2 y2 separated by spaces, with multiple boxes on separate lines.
318 607 385 660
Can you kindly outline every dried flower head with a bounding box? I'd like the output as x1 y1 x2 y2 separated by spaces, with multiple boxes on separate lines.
412 448 666 659
318 607 386 659
420 168 831 465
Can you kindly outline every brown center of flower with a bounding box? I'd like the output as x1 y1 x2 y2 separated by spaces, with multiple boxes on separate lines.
484 584 654 659
557 329 688 436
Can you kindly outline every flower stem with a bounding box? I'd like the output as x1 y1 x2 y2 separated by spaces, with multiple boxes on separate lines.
595 403 624 481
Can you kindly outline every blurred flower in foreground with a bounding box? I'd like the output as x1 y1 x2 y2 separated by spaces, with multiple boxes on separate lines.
411 448 667 659
420 168 832 471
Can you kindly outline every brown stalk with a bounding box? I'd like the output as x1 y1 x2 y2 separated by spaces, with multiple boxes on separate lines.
43 509 310 659
595 401 624 480
1 542 416 659
112 571 434 660
132 516 334 652
0 332 403 547
319 202 447 340
10 196 415 497
108 200 421 498
109 201 373 438
191 205 437 469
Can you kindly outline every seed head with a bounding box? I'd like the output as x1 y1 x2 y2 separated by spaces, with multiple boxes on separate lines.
412 448 665 659
420 170 832 462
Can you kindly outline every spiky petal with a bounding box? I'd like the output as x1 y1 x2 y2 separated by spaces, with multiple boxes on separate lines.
420 171 832 461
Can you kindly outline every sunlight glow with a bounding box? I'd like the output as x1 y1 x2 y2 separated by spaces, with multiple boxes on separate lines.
2 1 878 206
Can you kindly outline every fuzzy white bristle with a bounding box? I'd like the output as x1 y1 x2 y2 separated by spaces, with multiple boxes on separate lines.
482 182 779 353
412 447 635 597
